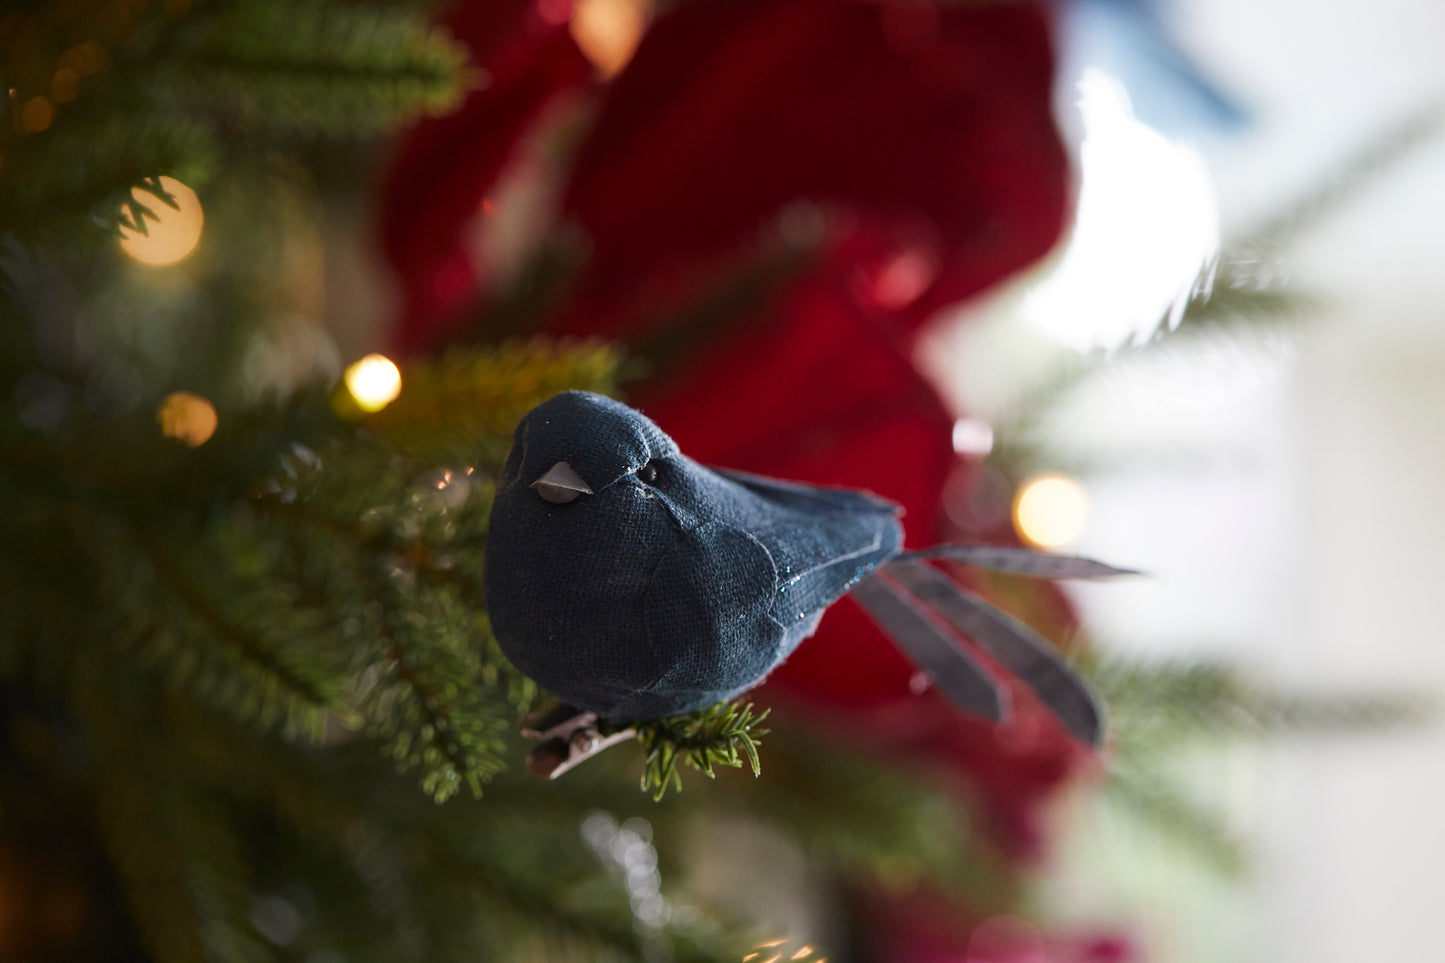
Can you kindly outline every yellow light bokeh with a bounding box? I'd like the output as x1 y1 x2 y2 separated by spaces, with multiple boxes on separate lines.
51 68 81 103
158 391 218 447
119 176 204 266
344 354 402 412
21 96 55 133
1012 474 1090 549
570 0 651 79
59 40 107 77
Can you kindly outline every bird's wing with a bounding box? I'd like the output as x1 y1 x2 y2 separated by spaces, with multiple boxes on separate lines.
711 467 904 629
618 522 785 721
751 513 902 629
851 574 1008 724
713 467 900 517
885 560 1104 746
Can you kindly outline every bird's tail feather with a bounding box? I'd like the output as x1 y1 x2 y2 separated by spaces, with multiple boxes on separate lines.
898 544 1138 580
883 560 1105 747
850 575 1008 725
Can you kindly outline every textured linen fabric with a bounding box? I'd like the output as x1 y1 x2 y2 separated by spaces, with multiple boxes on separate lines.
485 391 903 721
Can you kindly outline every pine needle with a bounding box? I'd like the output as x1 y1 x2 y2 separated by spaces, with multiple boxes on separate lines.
632 701 771 801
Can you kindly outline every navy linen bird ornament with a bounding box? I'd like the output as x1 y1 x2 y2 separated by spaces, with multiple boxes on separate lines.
485 391 1133 777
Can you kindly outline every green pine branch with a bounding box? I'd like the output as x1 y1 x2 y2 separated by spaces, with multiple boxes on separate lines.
1090 656 1431 743
1085 655 1430 875
152 0 473 135
0 0 470 239
632 701 771 801
1101 759 1248 877
60 664 748 963
0 339 623 804
989 101 1445 480
706 722 1017 908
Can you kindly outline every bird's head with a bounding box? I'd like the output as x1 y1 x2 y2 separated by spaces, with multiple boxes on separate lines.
501 391 679 505
484 392 687 715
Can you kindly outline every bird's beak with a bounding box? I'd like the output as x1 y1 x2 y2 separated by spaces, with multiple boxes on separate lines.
530 461 594 504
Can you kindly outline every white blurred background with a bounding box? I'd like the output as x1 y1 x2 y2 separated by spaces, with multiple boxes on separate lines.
924 1 1445 959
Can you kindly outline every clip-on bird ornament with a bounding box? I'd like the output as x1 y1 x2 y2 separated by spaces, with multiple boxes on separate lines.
486 392 1134 779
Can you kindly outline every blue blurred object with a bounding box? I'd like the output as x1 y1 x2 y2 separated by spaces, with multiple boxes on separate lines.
1064 0 1248 137
486 392 1129 744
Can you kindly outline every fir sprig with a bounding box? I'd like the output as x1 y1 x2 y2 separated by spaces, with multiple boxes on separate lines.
0 339 622 803
1088 656 1430 874
0 0 469 239
632 701 771 801
1092 656 1431 741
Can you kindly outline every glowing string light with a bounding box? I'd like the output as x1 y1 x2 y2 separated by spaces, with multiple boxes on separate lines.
158 391 218 447
1012 474 1090 549
119 176 204 266
344 354 402 412
570 0 651 78
21 96 54 132
51 68 80 103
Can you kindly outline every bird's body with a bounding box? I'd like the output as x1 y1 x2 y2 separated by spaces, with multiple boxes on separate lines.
486 391 1128 744
486 391 902 720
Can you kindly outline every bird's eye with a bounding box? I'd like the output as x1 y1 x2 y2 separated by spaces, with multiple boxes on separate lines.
637 460 659 484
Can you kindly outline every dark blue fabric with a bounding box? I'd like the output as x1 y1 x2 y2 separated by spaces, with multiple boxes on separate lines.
485 391 903 721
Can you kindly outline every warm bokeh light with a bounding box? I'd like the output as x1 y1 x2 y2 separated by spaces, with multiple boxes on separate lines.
344 354 402 412
119 177 205 266
58 40 107 76
1013 473 1090 548
21 96 54 133
742 936 827 963
570 0 651 79
158 391 218 447
51 68 81 103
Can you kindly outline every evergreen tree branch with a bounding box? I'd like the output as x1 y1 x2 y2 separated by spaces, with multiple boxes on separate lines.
988 101 1445 482
1090 656 1431 741
0 0 469 239
126 522 336 714
1085 655 1430 875
366 569 504 801
632 701 770 801
1102 761 1247 877
726 724 1017 908
73 670 247 963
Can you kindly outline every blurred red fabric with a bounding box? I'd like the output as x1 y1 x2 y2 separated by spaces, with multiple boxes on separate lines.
381 0 592 348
